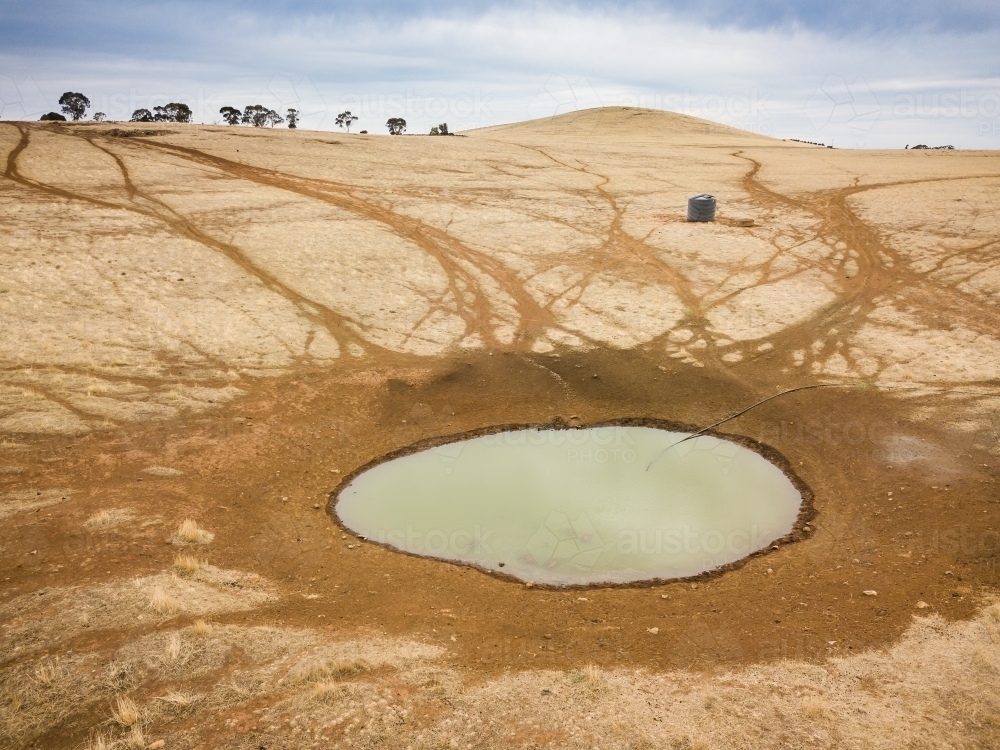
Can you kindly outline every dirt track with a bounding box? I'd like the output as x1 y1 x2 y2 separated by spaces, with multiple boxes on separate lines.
2 108 1000 749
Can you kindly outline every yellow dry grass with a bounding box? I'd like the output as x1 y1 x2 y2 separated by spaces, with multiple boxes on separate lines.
311 681 348 703
172 553 201 575
156 691 195 708
802 696 829 720
0 570 275 661
85 731 112 750
166 633 182 662
568 662 603 688
4 113 998 438
83 508 131 531
0 488 73 519
290 658 370 684
123 724 146 749
110 695 140 727
4 107 1000 750
2 597 999 749
171 519 214 545
148 587 182 615
143 465 183 477
33 658 60 688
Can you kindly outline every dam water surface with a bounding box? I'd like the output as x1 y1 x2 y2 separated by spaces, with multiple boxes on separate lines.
335 426 802 585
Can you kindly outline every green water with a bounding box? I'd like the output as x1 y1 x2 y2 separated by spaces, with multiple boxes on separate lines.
335 426 801 585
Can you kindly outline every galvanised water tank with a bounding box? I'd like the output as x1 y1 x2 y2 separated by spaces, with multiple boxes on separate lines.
687 194 717 222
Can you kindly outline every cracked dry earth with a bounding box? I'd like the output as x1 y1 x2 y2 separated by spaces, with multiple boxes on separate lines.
2 107 1000 749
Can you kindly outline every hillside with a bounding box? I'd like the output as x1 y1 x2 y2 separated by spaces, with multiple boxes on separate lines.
2 108 1000 749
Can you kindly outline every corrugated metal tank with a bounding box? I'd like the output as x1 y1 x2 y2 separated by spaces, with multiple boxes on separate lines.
687 194 717 222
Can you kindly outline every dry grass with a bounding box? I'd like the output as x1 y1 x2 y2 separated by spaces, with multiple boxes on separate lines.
166 633 182 662
148 587 183 615
143 465 183 477
211 672 264 708
83 508 131 531
85 731 113 750
290 658 370 684
311 681 349 703
172 553 201 575
0 651 106 750
5 551 1000 750
33 658 60 687
0 488 73 519
802 696 829 720
123 724 146 749
103 659 141 693
192 619 213 635
2 113 998 749
6 691 24 715
6 109 1000 443
569 663 602 687
111 695 140 727
0 570 276 658
156 691 195 708
171 519 214 545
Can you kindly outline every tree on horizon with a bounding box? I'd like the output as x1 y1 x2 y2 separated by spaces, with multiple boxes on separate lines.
386 117 406 135
59 92 90 121
287 108 299 129
154 103 192 123
243 105 284 127
335 110 358 132
220 106 242 125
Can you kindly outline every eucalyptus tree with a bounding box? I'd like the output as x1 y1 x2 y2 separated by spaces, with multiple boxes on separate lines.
219 106 242 125
58 92 90 120
154 103 192 123
335 110 358 132
243 105 284 127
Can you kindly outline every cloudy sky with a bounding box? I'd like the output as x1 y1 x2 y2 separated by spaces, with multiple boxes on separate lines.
1 0 998 147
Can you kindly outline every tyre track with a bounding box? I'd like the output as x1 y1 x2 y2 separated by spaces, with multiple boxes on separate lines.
129 138 558 348
737 153 1000 375
7 126 375 357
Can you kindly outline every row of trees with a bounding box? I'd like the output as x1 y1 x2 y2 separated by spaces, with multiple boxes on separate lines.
213 108 402 135
334 112 447 136
39 92 187 124
40 92 447 136
40 92 103 122
131 103 193 123
218 105 294 128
